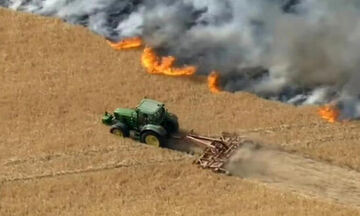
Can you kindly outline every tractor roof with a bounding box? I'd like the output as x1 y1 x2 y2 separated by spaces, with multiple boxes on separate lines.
136 99 164 115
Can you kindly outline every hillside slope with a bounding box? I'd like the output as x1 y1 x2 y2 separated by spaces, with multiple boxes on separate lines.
0 8 360 215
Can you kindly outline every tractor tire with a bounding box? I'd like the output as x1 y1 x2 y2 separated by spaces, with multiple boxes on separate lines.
164 120 179 134
140 131 164 147
110 123 129 137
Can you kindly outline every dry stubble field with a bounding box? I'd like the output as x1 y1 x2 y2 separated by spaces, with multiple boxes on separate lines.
0 8 360 215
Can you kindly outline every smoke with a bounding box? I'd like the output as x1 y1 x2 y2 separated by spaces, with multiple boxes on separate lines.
2 0 360 119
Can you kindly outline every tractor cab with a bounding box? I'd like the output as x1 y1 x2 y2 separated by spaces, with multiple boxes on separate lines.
135 99 166 125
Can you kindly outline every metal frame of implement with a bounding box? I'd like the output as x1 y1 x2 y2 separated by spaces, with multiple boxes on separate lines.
184 134 245 174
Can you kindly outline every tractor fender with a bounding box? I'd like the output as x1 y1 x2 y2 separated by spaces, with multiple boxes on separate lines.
165 113 179 125
141 124 167 137
166 112 178 121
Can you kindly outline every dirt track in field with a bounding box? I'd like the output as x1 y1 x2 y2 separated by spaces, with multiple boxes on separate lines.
1 7 360 215
226 142 360 208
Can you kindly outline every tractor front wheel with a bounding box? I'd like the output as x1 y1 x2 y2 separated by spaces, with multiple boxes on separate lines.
110 125 129 137
140 131 164 147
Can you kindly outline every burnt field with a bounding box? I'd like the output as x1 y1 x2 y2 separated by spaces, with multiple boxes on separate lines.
1 8 360 215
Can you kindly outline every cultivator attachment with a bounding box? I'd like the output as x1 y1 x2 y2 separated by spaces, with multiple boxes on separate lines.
184 133 246 174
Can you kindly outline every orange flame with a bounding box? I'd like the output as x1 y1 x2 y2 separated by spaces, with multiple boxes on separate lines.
208 71 221 93
141 47 196 76
318 105 340 123
107 37 143 50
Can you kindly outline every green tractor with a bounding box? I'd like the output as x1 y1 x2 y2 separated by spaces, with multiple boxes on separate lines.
102 99 179 147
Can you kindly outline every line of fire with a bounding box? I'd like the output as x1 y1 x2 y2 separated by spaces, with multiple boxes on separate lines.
107 38 340 123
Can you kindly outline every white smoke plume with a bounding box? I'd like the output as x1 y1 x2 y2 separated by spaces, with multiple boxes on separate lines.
2 0 360 119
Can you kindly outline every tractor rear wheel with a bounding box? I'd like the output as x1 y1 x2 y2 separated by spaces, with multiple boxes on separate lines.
140 131 164 147
164 120 179 134
110 124 129 137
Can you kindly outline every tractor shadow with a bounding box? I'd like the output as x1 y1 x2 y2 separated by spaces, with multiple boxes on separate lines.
162 129 204 156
